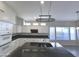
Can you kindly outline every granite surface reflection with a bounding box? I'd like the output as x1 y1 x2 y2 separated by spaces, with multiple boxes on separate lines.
20 42 74 57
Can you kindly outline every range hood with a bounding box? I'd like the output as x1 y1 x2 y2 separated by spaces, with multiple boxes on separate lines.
36 15 55 22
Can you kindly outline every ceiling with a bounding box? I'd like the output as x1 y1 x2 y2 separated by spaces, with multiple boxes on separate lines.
5 1 79 21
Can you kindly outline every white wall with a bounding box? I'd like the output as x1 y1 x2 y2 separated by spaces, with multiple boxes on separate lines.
13 21 76 33
23 25 48 33
13 21 49 33
50 21 76 27
75 20 79 26
0 2 16 24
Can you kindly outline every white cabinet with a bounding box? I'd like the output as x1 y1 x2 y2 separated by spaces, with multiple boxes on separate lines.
0 21 13 46
0 35 12 46
0 43 10 56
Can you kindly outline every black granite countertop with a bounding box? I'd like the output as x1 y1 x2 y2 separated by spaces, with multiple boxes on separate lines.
8 42 75 57
12 33 48 41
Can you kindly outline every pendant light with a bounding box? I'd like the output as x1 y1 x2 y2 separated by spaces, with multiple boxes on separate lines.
36 1 55 22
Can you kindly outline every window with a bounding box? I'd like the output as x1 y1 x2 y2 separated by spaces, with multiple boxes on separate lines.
25 23 31 26
49 27 77 40
70 27 76 40
56 27 69 40
24 21 31 26
33 23 39 26
49 27 55 40
62 27 69 40
77 27 79 40
56 27 63 40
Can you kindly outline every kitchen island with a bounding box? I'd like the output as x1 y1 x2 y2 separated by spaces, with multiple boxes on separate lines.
8 41 74 57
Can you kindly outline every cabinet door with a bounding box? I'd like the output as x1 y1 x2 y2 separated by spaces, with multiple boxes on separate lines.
0 21 13 46
0 35 12 46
